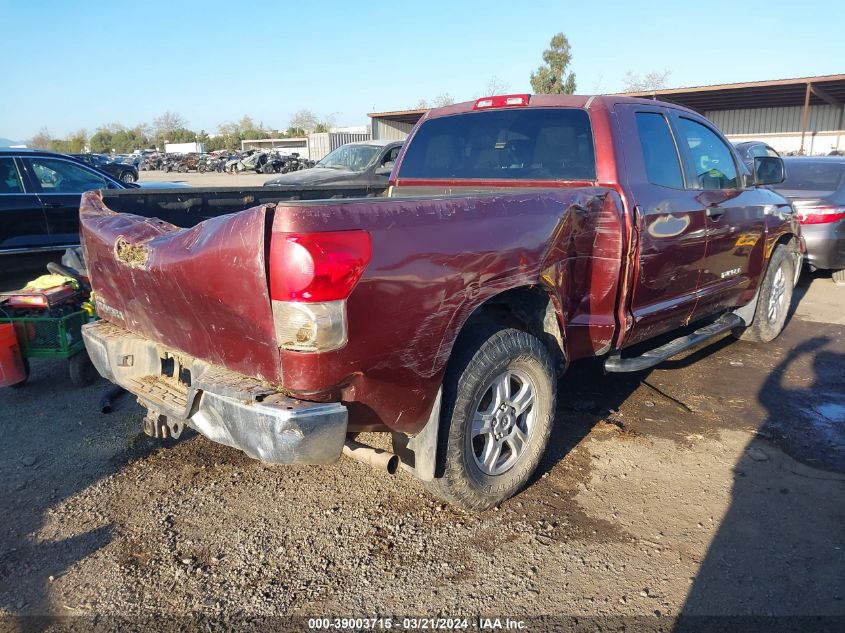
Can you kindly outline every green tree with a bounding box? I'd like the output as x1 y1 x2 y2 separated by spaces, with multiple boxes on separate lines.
51 129 87 153
530 33 577 95
89 128 114 153
151 111 189 149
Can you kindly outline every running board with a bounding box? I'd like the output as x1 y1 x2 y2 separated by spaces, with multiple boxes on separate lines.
604 313 744 373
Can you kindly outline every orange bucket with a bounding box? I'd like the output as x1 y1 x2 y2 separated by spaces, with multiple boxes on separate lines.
0 323 27 387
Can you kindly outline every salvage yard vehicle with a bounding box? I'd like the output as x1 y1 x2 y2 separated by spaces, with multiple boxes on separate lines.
71 153 138 183
774 157 845 284
79 94 801 510
0 149 194 258
733 141 781 173
264 140 401 188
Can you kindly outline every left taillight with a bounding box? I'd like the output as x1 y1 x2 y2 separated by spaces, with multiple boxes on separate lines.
796 206 845 225
269 230 372 352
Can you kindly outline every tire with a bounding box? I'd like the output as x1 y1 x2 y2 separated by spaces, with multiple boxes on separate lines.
9 358 30 389
262 163 274 174
423 327 556 511
833 269 845 286
734 243 796 343
120 171 136 183
68 351 98 387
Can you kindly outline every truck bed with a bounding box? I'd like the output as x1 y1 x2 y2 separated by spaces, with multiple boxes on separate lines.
102 185 388 227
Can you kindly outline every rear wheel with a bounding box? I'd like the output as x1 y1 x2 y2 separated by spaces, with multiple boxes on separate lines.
833 269 845 286
120 171 136 183
424 327 556 511
69 351 98 387
734 243 795 343
9 358 30 389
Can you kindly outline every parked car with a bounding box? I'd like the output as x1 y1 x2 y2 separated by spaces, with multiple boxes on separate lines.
774 157 845 284
733 141 780 172
70 153 139 183
264 140 402 188
80 94 798 510
0 149 188 256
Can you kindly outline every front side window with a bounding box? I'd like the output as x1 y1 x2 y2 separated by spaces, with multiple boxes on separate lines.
398 107 596 181
635 112 684 189
675 117 739 190
0 158 24 194
381 146 401 167
28 157 109 193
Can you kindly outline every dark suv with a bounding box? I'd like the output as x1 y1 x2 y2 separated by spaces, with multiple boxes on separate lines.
71 153 139 183
0 149 130 255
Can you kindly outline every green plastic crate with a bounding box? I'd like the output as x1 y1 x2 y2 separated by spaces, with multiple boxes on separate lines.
0 310 90 359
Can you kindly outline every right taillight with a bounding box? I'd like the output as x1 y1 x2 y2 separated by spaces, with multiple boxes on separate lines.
269 230 371 352
796 206 845 225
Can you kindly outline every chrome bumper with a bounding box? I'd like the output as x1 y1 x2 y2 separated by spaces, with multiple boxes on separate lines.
82 320 347 465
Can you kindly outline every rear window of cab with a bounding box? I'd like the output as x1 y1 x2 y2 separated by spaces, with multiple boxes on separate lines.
398 108 596 181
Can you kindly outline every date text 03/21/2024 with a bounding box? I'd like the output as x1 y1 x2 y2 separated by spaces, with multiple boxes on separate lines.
306 617 527 630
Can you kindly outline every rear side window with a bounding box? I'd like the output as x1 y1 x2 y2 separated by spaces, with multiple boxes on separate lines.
675 117 739 190
635 112 683 189
398 108 596 181
0 158 24 194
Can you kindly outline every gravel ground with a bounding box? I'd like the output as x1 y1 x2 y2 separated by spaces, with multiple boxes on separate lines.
0 273 843 628
139 169 273 188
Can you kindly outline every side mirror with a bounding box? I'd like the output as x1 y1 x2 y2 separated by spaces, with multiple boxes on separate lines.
374 165 393 177
753 156 785 186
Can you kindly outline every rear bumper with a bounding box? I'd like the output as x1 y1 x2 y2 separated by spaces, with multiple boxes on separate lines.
82 320 347 465
802 220 845 270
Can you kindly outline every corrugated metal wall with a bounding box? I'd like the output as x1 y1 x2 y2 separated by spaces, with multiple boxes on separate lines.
372 119 416 140
707 105 844 154
706 105 843 135
307 132 372 161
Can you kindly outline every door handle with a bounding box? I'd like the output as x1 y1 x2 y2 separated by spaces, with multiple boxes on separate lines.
43 202 63 208
706 206 725 219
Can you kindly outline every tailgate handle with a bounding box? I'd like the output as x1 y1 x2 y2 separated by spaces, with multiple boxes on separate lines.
706 205 725 220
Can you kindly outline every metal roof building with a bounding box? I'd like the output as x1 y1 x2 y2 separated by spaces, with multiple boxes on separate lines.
620 74 845 155
368 108 428 141
369 74 845 155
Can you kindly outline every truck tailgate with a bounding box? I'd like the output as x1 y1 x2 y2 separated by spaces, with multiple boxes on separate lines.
79 191 279 383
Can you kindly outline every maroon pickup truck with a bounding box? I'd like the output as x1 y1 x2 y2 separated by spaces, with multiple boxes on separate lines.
79 94 801 510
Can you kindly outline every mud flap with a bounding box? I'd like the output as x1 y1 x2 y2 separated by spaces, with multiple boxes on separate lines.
391 388 441 482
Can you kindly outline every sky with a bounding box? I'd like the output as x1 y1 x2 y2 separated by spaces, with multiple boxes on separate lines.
1 0 843 141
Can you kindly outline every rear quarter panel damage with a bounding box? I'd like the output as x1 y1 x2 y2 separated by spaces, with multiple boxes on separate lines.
271 188 625 433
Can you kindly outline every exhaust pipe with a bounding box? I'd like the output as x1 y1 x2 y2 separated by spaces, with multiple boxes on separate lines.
342 439 399 475
100 385 127 414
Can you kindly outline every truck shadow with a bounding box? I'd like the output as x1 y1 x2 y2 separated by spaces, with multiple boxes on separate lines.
676 336 845 624
0 361 155 620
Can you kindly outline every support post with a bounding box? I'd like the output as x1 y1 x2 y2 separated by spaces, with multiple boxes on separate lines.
799 82 812 155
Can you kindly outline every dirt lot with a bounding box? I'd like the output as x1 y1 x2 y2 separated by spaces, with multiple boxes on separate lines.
1 271 843 628
139 169 273 188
